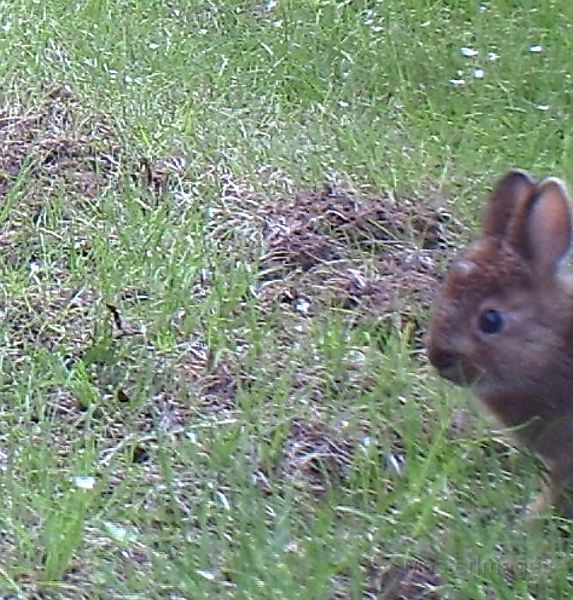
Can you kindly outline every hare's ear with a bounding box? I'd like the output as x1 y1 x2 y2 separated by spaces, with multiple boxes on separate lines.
524 178 573 272
483 170 535 238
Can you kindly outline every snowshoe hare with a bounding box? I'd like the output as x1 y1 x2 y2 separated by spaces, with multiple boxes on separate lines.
426 169 573 517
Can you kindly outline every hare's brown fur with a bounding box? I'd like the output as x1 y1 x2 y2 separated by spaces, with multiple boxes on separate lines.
426 170 573 516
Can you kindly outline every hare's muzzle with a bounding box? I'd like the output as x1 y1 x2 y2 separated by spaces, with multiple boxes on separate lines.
427 343 454 377
425 335 469 385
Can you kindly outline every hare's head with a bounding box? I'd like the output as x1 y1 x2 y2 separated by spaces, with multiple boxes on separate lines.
426 170 573 397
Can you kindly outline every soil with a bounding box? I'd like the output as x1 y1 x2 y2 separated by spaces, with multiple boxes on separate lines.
257 183 462 341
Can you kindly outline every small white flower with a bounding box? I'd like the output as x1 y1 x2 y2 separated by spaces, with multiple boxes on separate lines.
449 78 466 86
460 47 479 58
529 45 543 53
338 100 350 108
72 476 96 490
473 69 485 79
293 298 311 314
535 104 550 111
487 51 499 61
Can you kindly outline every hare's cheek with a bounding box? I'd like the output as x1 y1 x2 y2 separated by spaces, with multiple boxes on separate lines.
454 358 483 386
451 336 492 383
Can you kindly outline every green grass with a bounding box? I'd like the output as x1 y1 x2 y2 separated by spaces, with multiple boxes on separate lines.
0 0 570 598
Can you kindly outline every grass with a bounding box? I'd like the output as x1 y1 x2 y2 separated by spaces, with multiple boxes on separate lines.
0 0 570 598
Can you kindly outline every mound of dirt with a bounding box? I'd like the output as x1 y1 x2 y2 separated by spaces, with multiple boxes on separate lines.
0 85 119 200
330 558 442 600
263 184 451 257
0 85 184 206
257 184 462 336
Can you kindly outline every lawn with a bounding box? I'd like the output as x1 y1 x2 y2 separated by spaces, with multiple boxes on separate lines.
0 0 571 598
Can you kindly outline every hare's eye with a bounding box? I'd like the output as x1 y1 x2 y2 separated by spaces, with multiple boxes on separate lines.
478 309 505 334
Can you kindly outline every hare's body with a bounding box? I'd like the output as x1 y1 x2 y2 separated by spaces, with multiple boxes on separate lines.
426 170 573 516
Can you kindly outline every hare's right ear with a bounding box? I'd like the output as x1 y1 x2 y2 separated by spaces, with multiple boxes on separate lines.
483 170 536 238
524 178 572 273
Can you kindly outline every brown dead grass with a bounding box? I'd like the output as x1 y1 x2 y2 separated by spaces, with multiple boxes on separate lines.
257 183 459 322
331 559 442 600
278 419 355 496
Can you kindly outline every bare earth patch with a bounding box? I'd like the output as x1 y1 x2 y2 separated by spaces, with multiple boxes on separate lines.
331 559 442 600
256 183 461 339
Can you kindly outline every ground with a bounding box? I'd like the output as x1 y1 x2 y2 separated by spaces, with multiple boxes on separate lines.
0 1 572 598
0 86 460 598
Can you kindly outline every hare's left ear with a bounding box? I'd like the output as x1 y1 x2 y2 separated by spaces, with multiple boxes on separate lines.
509 178 572 273
483 170 536 239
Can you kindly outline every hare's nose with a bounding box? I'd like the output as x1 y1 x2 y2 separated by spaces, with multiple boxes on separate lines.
426 339 456 373
430 349 457 373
